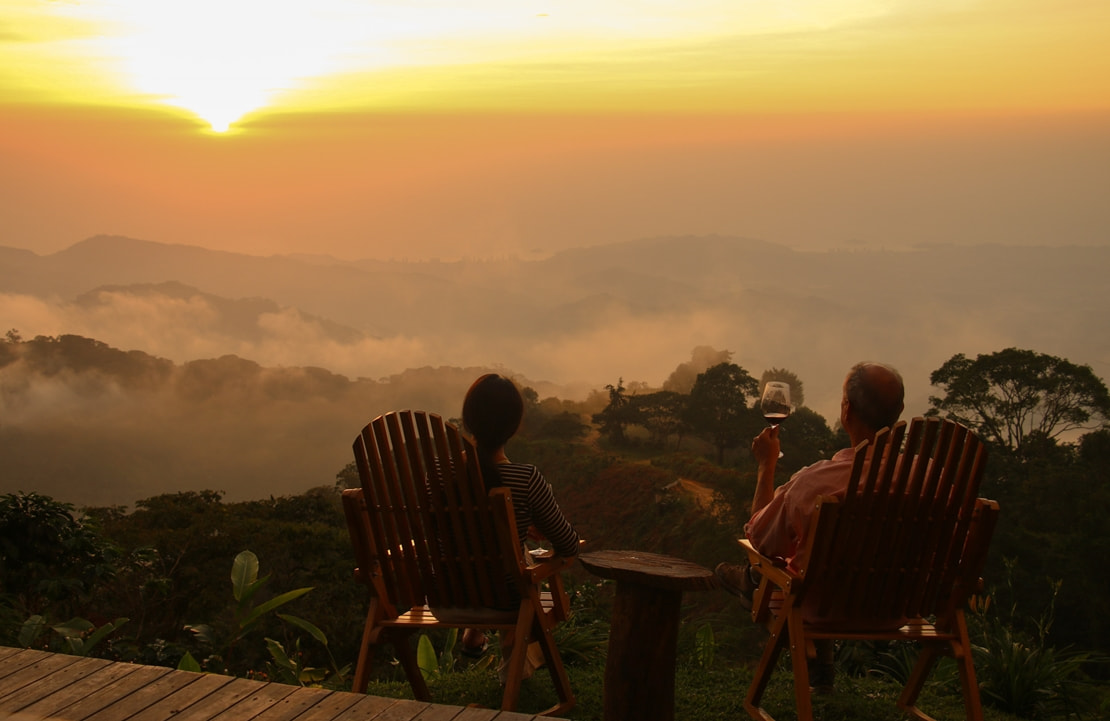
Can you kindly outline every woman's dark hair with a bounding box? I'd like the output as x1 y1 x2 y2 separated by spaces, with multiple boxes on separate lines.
462 374 524 488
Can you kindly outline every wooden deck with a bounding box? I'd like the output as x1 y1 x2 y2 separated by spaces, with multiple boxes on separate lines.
0 647 565 721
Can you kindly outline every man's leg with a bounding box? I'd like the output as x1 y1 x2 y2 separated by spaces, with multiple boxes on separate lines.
809 639 835 694
714 561 760 610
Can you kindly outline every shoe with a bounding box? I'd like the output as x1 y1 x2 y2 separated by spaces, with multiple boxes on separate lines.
808 649 835 695
460 630 489 659
715 562 757 610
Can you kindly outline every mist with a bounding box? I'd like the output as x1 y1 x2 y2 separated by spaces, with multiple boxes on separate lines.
2 236 1108 507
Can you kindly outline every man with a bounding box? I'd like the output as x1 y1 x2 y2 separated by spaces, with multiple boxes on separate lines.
715 361 905 691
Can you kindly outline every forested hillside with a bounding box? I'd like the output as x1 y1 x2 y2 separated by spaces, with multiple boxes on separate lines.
3 330 1109 699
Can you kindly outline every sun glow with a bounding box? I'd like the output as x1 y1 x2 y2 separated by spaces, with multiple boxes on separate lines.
9 1 1107 132
16 0 894 132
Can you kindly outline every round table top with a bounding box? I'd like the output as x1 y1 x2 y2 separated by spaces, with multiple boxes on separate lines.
578 549 718 592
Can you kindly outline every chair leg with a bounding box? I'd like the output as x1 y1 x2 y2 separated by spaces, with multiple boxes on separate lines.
393 631 432 702
786 613 814 721
500 605 537 712
534 613 575 716
898 642 940 721
351 617 377 693
745 610 790 721
951 612 984 721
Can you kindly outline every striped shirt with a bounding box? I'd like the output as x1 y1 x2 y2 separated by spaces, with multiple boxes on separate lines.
494 462 580 558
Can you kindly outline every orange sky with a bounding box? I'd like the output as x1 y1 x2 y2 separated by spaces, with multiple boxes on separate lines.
1 0 1108 259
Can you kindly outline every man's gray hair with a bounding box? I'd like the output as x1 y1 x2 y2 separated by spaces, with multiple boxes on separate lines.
845 362 905 433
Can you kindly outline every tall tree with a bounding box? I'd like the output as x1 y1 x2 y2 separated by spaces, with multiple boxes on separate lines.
927 348 1110 454
591 378 638 445
686 362 759 464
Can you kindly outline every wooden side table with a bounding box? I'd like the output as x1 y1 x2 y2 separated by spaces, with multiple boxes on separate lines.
579 550 718 721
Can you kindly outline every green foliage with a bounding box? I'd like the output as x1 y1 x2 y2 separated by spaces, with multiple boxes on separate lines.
629 390 690 449
685 362 760 464
693 622 716 669
970 569 1107 719
84 488 360 672
417 628 460 680
0 491 117 617
15 614 128 656
928 348 1110 455
181 550 317 677
50 616 129 656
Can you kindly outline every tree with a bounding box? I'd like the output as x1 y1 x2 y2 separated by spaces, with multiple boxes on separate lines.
0 492 116 617
759 368 805 408
631 391 689 449
536 412 590 441
686 363 759 464
927 348 1110 455
663 346 733 394
591 378 639 445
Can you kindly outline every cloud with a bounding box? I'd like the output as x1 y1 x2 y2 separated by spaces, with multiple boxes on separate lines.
0 291 430 381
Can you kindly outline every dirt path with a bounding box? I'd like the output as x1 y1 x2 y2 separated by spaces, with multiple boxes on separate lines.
676 477 731 518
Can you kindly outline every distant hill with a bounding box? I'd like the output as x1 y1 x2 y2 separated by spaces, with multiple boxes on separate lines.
4 233 1107 420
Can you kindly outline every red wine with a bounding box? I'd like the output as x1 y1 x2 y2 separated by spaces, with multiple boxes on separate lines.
764 413 789 425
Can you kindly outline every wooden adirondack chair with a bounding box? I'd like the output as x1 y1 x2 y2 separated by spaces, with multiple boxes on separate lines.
341 410 575 716
740 417 1000 721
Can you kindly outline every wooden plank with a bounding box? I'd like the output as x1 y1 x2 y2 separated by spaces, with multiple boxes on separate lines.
247 686 335 721
123 672 241 721
82 668 209 721
0 656 111 713
157 677 274 721
53 664 173 720
317 694 403 721
0 648 47 681
0 649 82 697
13 660 150 719
207 680 299 721
0 650 566 721
280 690 367 721
371 698 437 721
412 703 477 721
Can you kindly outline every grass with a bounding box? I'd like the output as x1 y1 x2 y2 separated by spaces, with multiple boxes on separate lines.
361 650 1036 721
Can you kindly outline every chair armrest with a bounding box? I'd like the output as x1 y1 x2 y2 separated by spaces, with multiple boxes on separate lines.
525 554 577 583
739 538 800 624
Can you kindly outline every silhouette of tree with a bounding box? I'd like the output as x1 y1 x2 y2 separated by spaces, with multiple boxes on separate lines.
686 362 759 464
592 378 638 445
631 390 689 449
927 348 1110 455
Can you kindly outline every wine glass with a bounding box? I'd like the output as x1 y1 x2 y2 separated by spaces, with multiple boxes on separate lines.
760 381 794 458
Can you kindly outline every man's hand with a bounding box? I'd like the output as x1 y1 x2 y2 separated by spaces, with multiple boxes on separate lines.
750 426 781 515
751 425 781 465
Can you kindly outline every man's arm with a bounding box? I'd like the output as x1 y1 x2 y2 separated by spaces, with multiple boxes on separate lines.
750 425 780 515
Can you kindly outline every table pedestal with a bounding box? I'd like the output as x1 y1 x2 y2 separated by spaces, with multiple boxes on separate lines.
579 550 717 721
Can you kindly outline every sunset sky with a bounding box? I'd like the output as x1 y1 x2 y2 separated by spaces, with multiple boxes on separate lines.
2 0 1108 260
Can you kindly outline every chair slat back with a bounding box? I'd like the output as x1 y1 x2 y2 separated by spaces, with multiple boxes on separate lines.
351 410 518 615
804 417 989 627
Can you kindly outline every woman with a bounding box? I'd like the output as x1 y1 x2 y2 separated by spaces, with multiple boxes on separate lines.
457 374 580 666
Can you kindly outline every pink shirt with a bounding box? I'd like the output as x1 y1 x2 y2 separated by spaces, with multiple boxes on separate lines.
744 448 857 565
